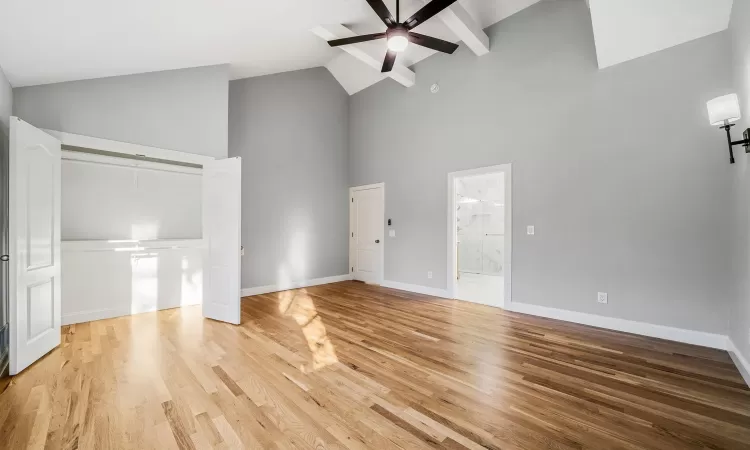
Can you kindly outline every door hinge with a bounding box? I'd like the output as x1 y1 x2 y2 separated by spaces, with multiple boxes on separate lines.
351 198 354 202
351 232 354 238
0 255 8 262
351 267 354 272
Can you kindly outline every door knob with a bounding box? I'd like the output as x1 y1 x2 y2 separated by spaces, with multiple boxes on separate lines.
375 240 380 243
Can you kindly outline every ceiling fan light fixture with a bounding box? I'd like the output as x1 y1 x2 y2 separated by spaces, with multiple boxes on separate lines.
387 35 409 52
386 27 409 52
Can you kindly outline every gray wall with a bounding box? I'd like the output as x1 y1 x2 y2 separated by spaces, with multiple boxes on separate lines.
349 0 735 333
13 65 229 158
229 68 350 289
729 0 750 366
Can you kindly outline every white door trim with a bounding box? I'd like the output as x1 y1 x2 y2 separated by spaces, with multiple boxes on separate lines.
349 183 385 285
42 129 215 166
61 150 203 176
447 164 512 308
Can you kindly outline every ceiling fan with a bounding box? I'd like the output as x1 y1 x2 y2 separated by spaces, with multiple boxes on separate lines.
327 0 460 73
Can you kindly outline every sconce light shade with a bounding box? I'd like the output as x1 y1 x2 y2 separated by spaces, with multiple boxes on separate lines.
707 94 741 126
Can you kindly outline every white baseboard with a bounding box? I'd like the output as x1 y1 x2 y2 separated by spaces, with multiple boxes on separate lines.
727 338 750 388
241 274 352 297
62 308 129 326
507 301 727 350
380 280 450 298
62 302 199 326
370 282 727 351
240 277 747 384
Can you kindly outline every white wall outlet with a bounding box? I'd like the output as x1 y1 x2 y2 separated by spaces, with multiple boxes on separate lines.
527 225 535 235
427 271 433 279
389 229 396 237
597 292 608 304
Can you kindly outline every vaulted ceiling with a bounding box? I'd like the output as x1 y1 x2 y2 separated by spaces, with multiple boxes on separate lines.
0 0 737 92
0 0 535 88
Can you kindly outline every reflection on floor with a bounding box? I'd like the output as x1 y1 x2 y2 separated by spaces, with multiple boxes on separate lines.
0 281 748 449
455 272 504 307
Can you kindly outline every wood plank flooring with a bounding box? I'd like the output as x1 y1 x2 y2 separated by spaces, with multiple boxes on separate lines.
0 280 749 449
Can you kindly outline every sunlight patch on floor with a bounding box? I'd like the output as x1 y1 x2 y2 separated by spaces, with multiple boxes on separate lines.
277 288 338 372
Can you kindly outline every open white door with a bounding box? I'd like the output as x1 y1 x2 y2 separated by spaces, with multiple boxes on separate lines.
202 157 242 324
9 117 62 375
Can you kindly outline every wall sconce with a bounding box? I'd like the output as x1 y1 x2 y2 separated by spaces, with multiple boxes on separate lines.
707 93 749 164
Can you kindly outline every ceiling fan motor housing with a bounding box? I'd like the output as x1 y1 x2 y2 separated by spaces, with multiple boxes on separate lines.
387 25 409 40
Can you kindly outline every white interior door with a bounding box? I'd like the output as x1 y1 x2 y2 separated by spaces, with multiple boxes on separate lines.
350 185 384 284
9 117 62 375
202 157 241 324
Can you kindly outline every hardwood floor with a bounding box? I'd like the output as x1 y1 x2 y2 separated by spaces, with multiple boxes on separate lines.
0 280 749 449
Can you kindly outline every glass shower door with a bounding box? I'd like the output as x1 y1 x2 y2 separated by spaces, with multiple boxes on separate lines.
456 174 505 278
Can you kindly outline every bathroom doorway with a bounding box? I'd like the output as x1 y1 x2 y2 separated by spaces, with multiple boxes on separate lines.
447 165 511 308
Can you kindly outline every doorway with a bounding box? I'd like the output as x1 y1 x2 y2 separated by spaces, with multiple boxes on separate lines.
349 183 384 285
447 165 511 308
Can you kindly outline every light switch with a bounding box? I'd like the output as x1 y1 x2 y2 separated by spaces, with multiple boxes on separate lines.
389 229 396 237
527 226 535 235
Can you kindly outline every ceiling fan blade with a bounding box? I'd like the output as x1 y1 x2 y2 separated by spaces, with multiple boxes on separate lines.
382 50 397 73
328 33 387 47
366 0 397 27
408 32 459 54
403 0 458 30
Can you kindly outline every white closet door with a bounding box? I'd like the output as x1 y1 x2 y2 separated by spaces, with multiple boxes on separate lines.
202 157 242 324
351 186 384 284
9 117 62 375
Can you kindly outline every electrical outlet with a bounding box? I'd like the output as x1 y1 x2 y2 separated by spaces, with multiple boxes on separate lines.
597 292 608 304
527 225 535 235
427 271 433 279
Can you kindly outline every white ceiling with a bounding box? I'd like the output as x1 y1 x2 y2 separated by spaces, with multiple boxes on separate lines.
589 0 734 69
0 0 538 88
0 0 737 90
0 0 350 87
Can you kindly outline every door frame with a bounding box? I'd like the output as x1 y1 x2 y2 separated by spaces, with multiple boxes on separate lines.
349 183 385 285
447 164 512 308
